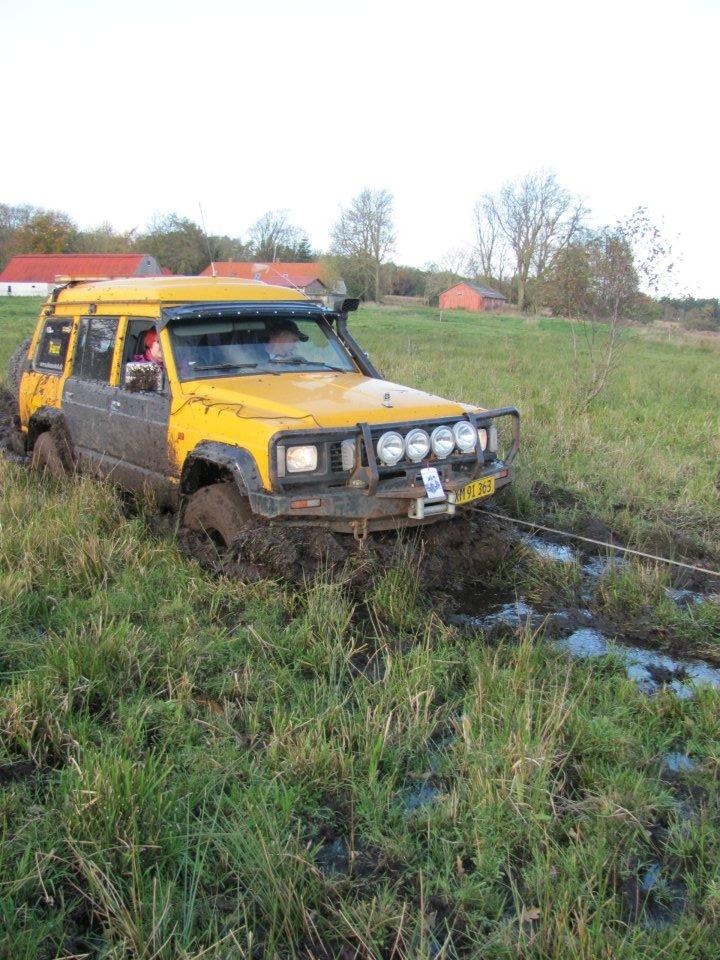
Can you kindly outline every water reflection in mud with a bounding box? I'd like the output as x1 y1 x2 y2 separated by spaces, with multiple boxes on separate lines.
450 534 720 700
558 627 720 698
522 535 576 563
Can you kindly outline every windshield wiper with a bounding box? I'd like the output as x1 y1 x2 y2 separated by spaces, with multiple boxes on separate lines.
267 357 346 372
195 362 258 371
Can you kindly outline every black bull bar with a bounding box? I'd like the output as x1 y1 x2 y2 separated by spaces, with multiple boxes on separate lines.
353 405 520 497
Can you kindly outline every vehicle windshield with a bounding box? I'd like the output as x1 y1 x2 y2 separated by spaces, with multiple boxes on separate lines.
168 315 356 380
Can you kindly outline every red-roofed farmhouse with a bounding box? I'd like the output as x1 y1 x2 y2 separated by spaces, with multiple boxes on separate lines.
200 261 326 296
0 253 165 296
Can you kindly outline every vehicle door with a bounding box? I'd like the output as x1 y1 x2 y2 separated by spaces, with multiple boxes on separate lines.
104 318 172 482
61 314 120 471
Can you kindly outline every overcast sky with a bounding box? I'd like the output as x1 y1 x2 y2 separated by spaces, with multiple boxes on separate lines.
3 0 717 295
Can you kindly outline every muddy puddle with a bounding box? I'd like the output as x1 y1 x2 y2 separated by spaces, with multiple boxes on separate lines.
556 628 720 698
450 533 720 700
403 780 442 816
621 861 688 931
663 752 697 774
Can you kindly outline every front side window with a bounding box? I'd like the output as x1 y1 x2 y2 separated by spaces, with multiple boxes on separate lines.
35 318 73 373
73 316 119 383
168 315 356 380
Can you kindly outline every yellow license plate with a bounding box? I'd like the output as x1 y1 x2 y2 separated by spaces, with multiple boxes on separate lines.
455 476 496 505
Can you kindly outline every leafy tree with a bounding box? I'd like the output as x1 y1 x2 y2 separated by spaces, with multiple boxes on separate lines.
331 188 395 302
208 234 252 264
15 209 78 255
0 204 36 269
386 263 426 297
136 214 210 275
541 237 594 317
325 254 377 300
74 222 136 254
683 304 720 332
292 235 314 263
423 263 462 307
555 223 642 405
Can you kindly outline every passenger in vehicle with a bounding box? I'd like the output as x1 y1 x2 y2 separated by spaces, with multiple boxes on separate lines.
134 329 164 368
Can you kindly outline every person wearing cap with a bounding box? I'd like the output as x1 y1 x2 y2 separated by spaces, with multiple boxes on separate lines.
264 319 308 362
133 329 164 368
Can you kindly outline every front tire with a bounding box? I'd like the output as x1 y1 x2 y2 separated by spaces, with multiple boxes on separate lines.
182 482 251 547
30 432 66 477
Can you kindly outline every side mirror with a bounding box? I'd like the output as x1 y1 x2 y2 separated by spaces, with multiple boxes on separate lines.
124 361 163 393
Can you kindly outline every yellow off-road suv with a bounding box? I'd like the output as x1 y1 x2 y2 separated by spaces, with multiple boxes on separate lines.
11 277 519 543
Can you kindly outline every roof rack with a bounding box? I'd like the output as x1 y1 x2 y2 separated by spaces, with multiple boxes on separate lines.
53 275 112 283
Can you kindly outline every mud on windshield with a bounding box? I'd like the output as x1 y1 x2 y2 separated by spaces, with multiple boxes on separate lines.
168 315 357 380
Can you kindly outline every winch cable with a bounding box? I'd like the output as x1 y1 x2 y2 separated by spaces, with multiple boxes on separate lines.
468 507 720 580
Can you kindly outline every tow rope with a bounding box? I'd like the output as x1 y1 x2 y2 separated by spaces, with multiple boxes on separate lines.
469 507 720 581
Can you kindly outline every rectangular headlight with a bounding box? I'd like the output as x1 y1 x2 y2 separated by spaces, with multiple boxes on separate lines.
286 444 318 473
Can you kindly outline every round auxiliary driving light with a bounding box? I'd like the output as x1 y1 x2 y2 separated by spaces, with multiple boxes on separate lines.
430 425 455 459
405 428 431 462
376 431 405 466
453 421 479 453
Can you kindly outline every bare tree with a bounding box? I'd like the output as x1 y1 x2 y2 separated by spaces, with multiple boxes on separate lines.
440 246 470 278
472 199 508 281
621 206 676 297
331 188 395 302
477 171 586 311
248 209 309 262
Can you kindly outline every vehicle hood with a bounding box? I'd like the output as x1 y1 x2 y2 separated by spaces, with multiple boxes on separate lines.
177 371 476 430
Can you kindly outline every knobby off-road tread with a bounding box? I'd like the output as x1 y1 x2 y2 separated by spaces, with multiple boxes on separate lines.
183 481 252 547
7 338 31 405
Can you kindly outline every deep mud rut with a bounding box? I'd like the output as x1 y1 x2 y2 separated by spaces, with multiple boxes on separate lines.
176 509 518 594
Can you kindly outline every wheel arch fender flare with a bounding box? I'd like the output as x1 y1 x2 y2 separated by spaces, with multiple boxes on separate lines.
180 441 264 498
27 406 70 451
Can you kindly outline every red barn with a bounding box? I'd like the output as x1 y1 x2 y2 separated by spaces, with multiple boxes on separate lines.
439 281 508 312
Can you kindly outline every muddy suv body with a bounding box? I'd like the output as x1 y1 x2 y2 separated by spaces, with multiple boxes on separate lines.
14 277 519 540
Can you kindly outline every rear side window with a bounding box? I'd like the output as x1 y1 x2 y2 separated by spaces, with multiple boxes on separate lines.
73 316 119 383
35 319 73 372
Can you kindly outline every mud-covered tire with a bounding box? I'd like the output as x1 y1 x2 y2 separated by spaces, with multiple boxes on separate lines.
183 482 251 547
30 431 66 477
7 338 31 405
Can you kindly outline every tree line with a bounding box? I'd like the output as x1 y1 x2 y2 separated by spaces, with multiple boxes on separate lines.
0 206 315 277
2 175 710 330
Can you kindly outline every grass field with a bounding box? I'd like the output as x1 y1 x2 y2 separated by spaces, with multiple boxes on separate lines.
1 298 719 959
354 304 720 563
